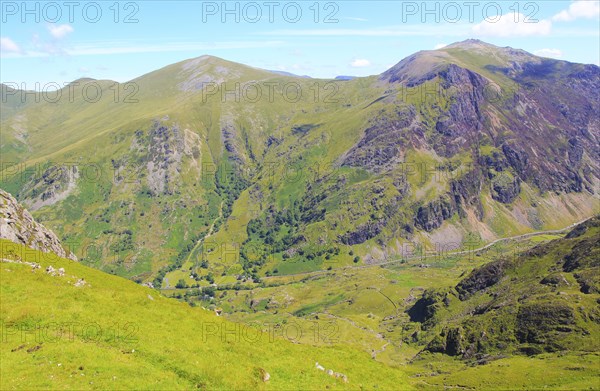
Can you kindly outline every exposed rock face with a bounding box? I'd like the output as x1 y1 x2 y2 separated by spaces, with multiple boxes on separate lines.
414 195 455 232
19 164 79 211
490 172 521 204
145 122 185 195
501 144 529 181
0 188 76 260
450 169 484 218
341 106 420 173
516 302 576 346
414 216 600 360
177 55 242 92
434 65 487 157
339 221 384 245
352 44 600 237
406 288 450 326
112 121 201 196
455 258 507 300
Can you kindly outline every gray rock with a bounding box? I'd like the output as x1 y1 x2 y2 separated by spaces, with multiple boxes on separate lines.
0 188 77 260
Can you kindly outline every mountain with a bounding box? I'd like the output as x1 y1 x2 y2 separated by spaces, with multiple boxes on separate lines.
1 188 76 260
267 70 312 78
2 40 600 389
0 40 598 288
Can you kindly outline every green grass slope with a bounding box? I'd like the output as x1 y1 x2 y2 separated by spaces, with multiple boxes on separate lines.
0 239 412 390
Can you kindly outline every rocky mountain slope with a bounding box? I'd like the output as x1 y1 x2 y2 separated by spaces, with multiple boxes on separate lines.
0 40 598 284
407 215 599 361
0 188 76 260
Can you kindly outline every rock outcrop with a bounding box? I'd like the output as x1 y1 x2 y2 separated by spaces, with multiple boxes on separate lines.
0 188 76 260
410 216 600 360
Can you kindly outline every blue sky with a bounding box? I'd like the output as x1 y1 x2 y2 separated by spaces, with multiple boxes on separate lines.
1 1 599 87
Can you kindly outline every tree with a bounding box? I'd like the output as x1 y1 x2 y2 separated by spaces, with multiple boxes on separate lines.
176 279 188 289
353 256 360 264
206 273 215 284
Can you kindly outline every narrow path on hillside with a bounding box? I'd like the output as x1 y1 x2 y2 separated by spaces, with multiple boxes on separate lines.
184 201 224 266
263 217 593 281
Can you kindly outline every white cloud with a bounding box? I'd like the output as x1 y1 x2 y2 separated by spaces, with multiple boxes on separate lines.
553 0 600 22
533 48 563 59
0 37 21 53
350 59 371 67
78 67 90 73
472 12 552 37
343 17 368 22
48 24 74 39
1 40 286 58
258 25 471 37
434 43 448 50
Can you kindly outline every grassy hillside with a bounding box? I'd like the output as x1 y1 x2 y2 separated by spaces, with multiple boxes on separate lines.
0 239 412 390
161 218 600 390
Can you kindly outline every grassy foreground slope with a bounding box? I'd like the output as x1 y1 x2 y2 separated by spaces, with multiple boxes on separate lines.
0 239 411 390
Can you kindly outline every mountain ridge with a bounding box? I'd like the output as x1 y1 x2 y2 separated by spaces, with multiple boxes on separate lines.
0 39 598 285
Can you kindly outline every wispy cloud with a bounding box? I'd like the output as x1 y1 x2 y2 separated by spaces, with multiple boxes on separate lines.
1 40 286 58
350 58 371 68
553 0 600 22
0 37 21 53
48 24 74 39
257 25 471 37
472 13 552 37
534 48 563 59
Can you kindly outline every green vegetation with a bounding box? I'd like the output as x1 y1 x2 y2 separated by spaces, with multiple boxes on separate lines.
164 218 600 390
0 239 412 390
1 40 599 389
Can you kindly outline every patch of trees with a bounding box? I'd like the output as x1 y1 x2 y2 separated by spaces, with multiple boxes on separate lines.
215 163 249 219
109 230 135 253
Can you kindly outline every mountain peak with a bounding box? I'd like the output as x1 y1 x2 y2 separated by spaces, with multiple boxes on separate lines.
445 39 497 49
443 39 532 60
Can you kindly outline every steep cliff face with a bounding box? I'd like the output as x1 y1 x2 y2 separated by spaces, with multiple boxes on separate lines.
0 188 76 260
377 42 600 195
341 105 420 173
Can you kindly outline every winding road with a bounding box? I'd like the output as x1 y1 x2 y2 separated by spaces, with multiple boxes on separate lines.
261 216 594 280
